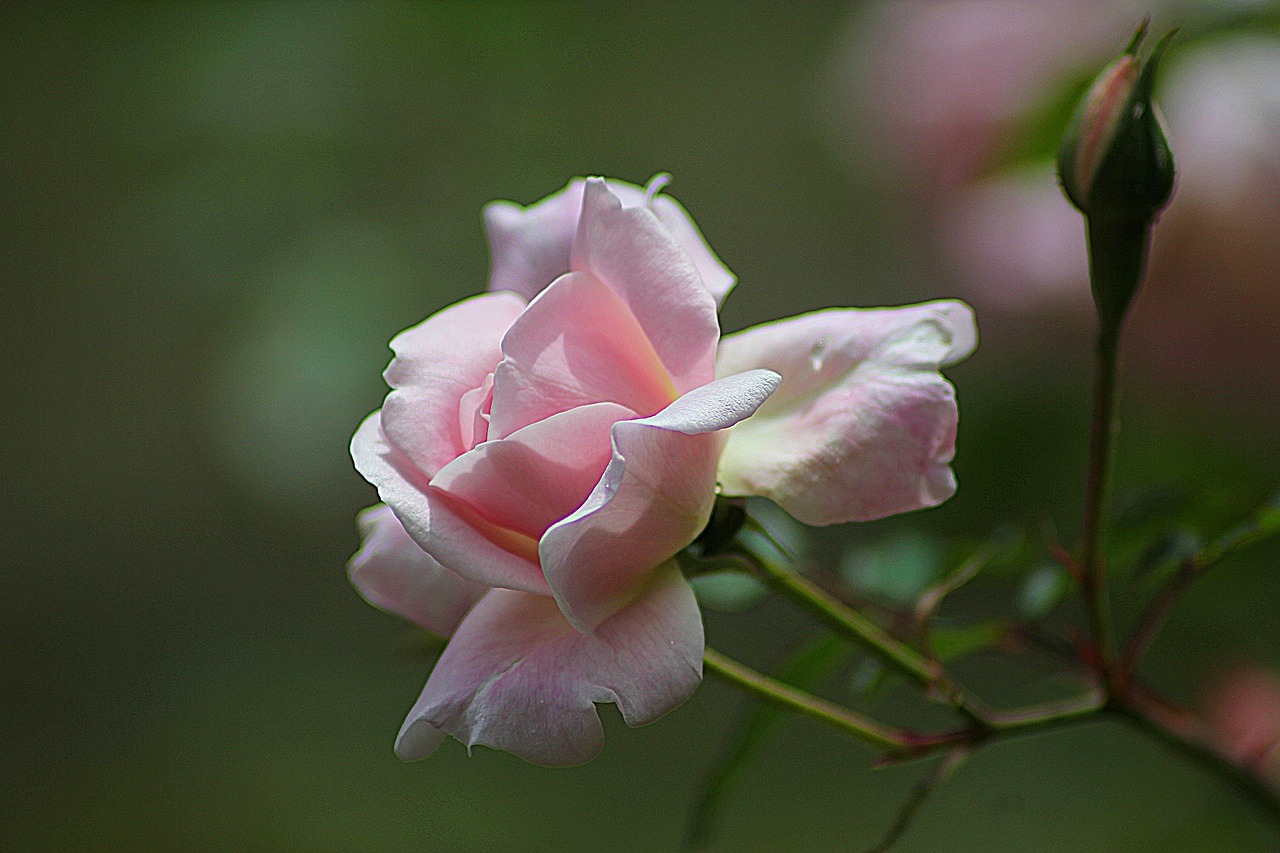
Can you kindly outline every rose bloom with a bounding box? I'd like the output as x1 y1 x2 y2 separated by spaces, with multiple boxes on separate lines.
350 176 975 765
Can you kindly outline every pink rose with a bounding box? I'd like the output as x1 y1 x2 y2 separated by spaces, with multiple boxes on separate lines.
351 176 975 765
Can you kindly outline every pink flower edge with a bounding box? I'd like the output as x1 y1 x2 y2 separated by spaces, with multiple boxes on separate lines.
715 300 977 525
483 176 736 307
539 368 780 633
394 561 703 766
349 504 486 638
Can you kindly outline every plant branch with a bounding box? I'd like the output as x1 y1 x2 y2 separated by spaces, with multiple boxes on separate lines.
702 647 909 753
982 686 1107 734
1119 559 1193 684
1120 491 1280 683
704 647 1108 760
705 647 1280 834
863 747 972 853
1113 688 1280 832
737 546 987 726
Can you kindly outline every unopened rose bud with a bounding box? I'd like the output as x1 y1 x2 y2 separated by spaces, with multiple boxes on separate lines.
1058 21 1178 329
1058 21 1176 222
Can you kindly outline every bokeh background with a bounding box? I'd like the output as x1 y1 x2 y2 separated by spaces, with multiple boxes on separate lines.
4 2 1279 850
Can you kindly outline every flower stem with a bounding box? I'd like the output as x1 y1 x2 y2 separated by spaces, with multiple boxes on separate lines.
982 686 1107 734
739 548 987 726
702 647 908 753
1079 320 1121 670
706 645 1280 831
1079 215 1149 672
742 549 933 684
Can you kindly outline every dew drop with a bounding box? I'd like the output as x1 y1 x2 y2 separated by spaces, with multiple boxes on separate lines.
809 338 828 371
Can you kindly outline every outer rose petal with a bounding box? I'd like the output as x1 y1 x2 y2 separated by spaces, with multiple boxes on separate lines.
715 301 977 525
483 176 735 306
541 369 780 633
380 291 526 478
351 413 549 594
349 504 485 637
571 178 720 396
395 561 703 767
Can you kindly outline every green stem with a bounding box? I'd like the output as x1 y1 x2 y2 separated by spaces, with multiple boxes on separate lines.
1079 320 1121 669
742 549 935 684
703 647 908 753
1122 493 1280 683
983 686 1107 734
1079 215 1149 671
707 649 1280 832
740 548 987 725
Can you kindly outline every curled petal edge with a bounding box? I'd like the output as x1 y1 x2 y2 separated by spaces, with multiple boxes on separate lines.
540 369 780 633
394 561 703 766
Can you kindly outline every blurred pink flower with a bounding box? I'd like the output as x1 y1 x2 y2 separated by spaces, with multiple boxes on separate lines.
831 3 1280 410
832 0 1138 192
351 176 976 764
1204 664 1280 782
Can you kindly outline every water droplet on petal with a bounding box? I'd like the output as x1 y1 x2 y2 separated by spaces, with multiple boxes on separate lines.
809 338 828 371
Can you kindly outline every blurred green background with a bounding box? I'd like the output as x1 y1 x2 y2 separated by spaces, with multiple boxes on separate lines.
3 2 1278 850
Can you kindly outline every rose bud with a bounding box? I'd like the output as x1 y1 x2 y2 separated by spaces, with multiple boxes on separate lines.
1057 21 1178 328
1058 20 1176 223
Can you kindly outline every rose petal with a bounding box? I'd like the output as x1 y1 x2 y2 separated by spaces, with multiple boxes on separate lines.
646 189 737 308
349 504 486 637
487 272 679 439
351 413 549 594
715 301 977 525
540 369 780 632
430 401 634 541
483 182 583 302
395 561 703 766
484 177 735 306
571 178 720 395
380 291 526 478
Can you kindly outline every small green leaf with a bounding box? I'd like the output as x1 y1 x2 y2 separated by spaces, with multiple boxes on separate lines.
690 571 768 613
846 655 914 710
1198 488 1280 568
1131 527 1203 591
985 524 1028 566
737 498 811 564
929 621 1006 662
841 530 944 607
847 656 881 693
1017 562 1072 621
